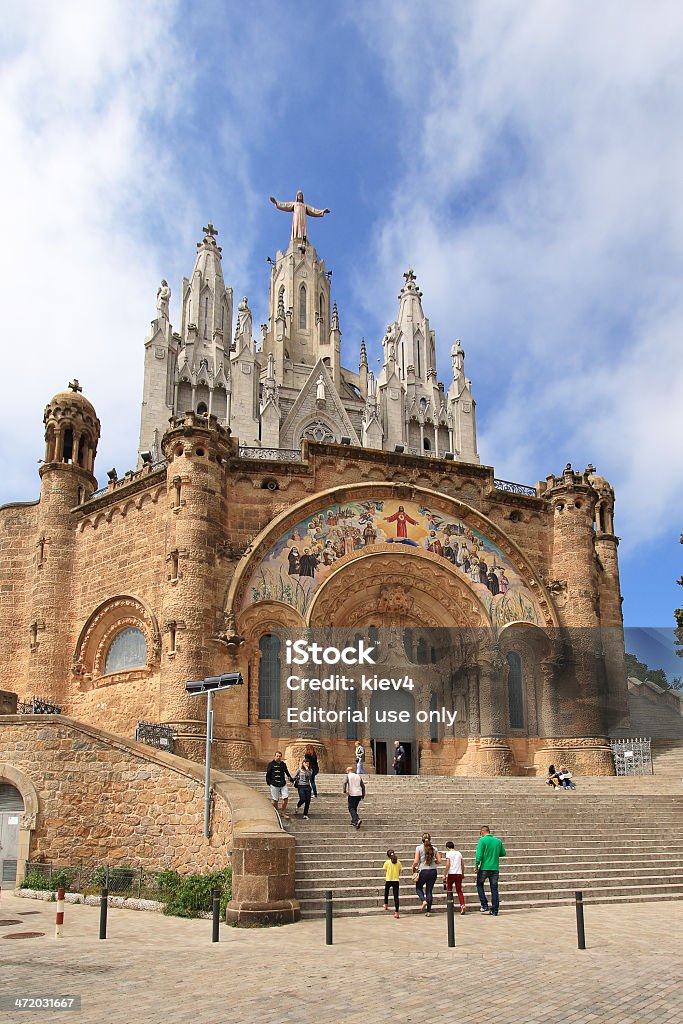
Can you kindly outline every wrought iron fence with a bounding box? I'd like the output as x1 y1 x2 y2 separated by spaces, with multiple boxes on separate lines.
135 721 175 753
20 862 231 916
17 696 61 715
611 737 653 775
494 478 537 497
22 862 165 899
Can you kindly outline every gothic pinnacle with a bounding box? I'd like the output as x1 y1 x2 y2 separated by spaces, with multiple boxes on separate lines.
359 337 368 367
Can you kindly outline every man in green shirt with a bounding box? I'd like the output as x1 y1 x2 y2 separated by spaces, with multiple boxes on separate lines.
475 826 506 916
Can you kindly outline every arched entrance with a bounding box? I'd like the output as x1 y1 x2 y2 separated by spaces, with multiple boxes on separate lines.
307 551 488 774
0 783 24 885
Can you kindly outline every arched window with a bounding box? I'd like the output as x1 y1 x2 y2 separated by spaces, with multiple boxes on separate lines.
423 437 431 451
197 402 208 415
416 637 428 664
299 284 307 329
507 652 525 729
318 293 325 335
416 334 422 378
259 634 281 719
104 627 147 674
62 428 73 463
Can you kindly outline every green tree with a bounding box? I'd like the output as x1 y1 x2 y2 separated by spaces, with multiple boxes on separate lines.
624 652 670 689
624 652 648 681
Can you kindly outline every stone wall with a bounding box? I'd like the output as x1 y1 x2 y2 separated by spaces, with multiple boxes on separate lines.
0 715 231 874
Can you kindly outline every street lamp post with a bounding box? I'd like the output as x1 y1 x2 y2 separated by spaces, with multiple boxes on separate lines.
185 673 244 837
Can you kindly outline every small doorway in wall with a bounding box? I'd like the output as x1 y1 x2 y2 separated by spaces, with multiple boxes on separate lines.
0 784 23 886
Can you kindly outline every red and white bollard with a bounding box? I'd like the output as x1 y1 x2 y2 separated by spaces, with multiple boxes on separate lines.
55 887 65 938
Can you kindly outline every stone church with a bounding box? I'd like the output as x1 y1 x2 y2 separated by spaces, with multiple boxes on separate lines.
0 195 629 778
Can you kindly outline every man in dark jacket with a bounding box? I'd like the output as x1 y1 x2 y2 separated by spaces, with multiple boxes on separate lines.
266 750 294 820
392 740 406 775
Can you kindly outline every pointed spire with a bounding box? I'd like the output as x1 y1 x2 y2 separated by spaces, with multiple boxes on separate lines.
331 301 340 332
276 289 286 321
359 337 368 368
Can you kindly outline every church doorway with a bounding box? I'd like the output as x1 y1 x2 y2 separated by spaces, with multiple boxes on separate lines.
370 688 417 775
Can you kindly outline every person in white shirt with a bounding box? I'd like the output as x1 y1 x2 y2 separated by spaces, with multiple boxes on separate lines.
343 766 365 829
443 840 467 914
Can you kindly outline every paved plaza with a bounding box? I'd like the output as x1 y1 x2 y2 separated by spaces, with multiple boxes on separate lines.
0 893 681 1023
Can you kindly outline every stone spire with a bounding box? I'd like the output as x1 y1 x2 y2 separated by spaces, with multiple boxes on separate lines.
359 337 368 400
180 224 233 347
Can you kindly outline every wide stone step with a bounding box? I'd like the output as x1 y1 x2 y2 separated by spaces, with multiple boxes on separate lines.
296 856 683 878
299 890 683 918
298 881 683 915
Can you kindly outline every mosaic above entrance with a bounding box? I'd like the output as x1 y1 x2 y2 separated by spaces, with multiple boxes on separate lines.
242 499 544 627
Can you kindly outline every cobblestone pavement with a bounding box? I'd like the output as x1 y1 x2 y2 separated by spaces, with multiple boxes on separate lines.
0 893 681 1023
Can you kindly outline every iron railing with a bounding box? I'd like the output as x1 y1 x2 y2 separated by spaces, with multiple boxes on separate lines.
17 696 61 715
135 721 175 753
494 478 537 497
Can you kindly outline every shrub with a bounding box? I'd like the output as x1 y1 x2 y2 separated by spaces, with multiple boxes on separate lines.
159 867 232 919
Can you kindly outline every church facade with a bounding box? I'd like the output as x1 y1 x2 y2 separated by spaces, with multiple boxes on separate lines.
0 200 629 776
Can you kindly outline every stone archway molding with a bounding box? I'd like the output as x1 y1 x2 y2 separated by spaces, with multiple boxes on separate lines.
225 481 560 631
73 594 162 688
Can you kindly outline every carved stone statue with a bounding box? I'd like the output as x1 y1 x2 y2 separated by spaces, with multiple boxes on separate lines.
316 374 326 401
270 191 330 242
451 338 465 378
236 296 252 340
156 280 171 319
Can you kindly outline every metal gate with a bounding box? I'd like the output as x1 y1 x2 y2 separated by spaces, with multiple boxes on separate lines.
0 784 23 885
611 737 652 776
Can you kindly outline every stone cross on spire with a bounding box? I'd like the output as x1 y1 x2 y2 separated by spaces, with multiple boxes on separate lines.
198 223 221 251
68 379 83 393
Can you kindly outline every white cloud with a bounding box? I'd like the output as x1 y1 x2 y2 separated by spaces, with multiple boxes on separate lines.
0 1 191 500
351 0 683 548
0 1 290 502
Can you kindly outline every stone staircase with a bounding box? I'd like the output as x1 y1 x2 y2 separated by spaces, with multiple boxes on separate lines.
652 739 683 777
231 771 683 918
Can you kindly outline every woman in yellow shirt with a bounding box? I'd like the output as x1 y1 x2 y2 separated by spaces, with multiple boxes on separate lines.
383 849 402 918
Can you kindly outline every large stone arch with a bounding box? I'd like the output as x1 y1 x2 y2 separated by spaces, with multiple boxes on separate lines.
225 481 560 632
306 548 489 629
0 763 39 883
224 482 562 776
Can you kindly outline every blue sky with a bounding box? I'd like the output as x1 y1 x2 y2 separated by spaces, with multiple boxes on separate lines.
0 1 681 671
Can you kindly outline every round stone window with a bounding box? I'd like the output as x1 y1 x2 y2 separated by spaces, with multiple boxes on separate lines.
104 627 147 674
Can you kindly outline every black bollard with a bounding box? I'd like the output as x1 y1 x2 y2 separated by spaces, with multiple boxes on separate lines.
325 890 333 945
446 891 456 947
99 887 108 940
212 889 220 943
575 890 586 950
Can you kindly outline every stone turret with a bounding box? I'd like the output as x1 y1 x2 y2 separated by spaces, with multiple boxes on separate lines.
29 381 100 702
159 413 234 745
587 465 629 731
